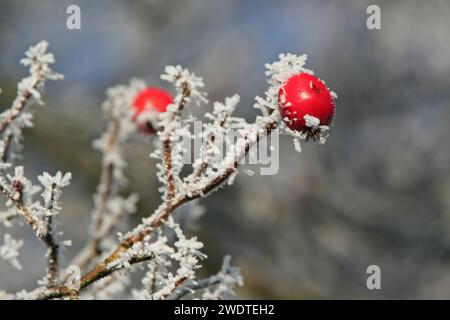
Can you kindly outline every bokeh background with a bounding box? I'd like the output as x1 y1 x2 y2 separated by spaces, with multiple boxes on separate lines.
1 0 450 299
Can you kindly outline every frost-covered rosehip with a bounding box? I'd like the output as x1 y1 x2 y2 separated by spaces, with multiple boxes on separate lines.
132 87 173 133
278 73 335 132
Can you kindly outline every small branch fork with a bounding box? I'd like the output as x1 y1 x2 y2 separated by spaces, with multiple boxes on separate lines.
0 181 59 288
0 185 45 238
38 114 277 299
161 80 191 204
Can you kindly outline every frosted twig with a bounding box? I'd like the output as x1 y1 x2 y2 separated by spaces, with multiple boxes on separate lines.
0 41 62 143
189 95 239 183
72 80 140 271
38 172 72 287
0 178 46 239
0 169 71 289
158 66 204 204
171 255 243 300
0 43 64 284
37 114 276 300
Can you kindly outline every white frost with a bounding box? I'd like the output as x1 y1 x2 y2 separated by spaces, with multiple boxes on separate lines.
304 114 321 128
0 234 23 270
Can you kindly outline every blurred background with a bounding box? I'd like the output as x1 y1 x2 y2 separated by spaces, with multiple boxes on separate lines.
0 0 450 299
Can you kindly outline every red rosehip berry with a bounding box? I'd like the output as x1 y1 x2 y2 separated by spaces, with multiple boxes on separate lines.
132 87 174 134
278 73 335 133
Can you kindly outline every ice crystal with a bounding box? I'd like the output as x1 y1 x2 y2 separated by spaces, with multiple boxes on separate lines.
38 171 72 215
0 234 23 270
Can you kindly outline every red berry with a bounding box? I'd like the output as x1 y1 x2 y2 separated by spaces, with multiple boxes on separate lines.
278 73 335 132
132 87 174 134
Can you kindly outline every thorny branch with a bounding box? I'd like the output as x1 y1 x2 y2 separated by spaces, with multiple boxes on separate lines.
0 184 45 240
0 43 332 300
0 179 60 288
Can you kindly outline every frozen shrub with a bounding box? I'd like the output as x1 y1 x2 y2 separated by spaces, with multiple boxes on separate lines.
0 42 335 300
